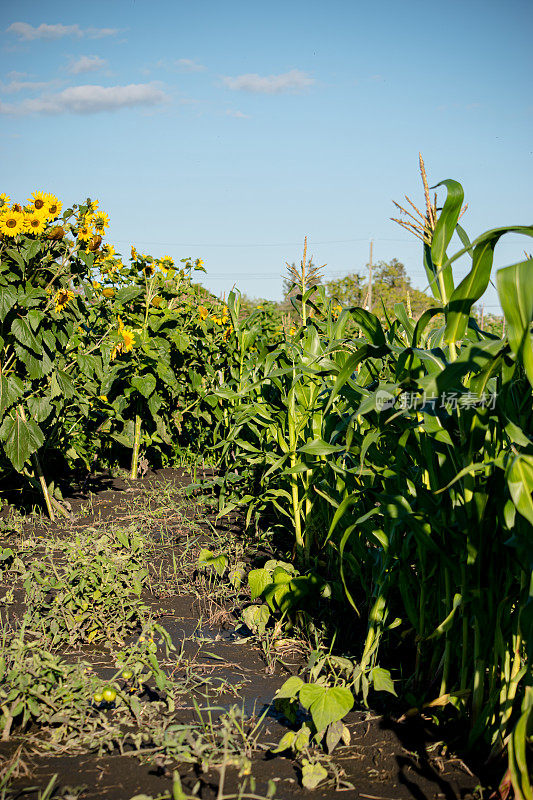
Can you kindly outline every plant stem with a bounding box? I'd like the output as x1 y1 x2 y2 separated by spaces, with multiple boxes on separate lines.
18 406 55 521
130 414 142 479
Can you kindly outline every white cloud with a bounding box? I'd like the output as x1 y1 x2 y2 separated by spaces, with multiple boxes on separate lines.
221 69 314 94
6 22 118 41
176 58 206 72
0 83 168 115
226 109 249 119
1 79 55 94
68 55 107 75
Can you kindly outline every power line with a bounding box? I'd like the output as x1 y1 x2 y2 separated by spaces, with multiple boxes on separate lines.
110 236 423 248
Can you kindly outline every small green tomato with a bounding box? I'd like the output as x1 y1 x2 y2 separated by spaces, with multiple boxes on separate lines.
102 686 117 703
122 669 133 681
93 691 104 704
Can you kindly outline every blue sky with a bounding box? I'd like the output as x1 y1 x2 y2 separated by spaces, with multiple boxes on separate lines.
1 0 532 311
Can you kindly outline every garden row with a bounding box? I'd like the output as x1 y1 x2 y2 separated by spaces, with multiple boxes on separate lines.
0 178 532 796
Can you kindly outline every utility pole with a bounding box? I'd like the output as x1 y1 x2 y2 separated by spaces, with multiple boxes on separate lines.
367 240 373 311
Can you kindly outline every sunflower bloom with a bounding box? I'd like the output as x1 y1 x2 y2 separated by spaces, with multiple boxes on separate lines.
44 193 62 220
158 256 174 276
198 305 209 320
0 209 24 237
91 211 110 233
54 288 75 313
120 328 135 352
29 191 47 213
0 193 11 213
131 246 138 260
24 212 47 235
77 217 94 241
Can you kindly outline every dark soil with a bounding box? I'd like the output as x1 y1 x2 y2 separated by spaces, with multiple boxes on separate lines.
0 469 492 800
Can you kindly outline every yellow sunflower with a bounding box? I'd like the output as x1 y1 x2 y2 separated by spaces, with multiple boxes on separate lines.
198 305 209 320
143 263 155 278
77 217 94 241
131 246 138 260
91 211 109 233
158 256 174 275
54 288 75 313
120 328 135 352
0 209 24 237
29 190 48 213
100 244 116 259
44 193 62 220
24 212 47 235
0 193 11 213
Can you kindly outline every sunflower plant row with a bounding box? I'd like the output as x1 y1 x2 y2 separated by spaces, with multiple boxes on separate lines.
0 189 264 515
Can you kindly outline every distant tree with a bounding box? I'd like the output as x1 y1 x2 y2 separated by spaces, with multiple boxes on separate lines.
371 259 433 319
325 258 433 321
325 271 366 307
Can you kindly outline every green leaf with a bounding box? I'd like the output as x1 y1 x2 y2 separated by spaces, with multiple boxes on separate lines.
115 286 143 304
298 439 343 456
349 308 386 345
301 759 328 790
11 317 41 352
430 179 463 302
0 375 24 417
370 667 397 695
275 676 305 700
247 568 272 600
445 230 531 344
0 286 17 322
299 684 354 732
131 373 157 398
497 259 533 387
197 548 227 576
51 370 75 399
506 454 533 526
26 395 53 424
0 412 44 472
242 604 270 635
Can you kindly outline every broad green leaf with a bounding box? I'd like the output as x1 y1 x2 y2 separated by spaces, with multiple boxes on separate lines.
506 455 533 526
497 259 533 387
26 395 53 424
275 676 305 700
116 286 143 304
430 179 463 303
248 568 272 600
370 667 397 695
299 684 354 733
242 604 270 635
0 412 44 472
0 375 24 417
11 317 41 352
349 308 386 345
0 286 17 322
301 759 328 790
131 373 157 398
198 548 227 576
298 439 343 456
445 230 532 343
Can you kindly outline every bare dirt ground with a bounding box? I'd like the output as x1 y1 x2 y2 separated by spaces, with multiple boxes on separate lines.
0 469 491 800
